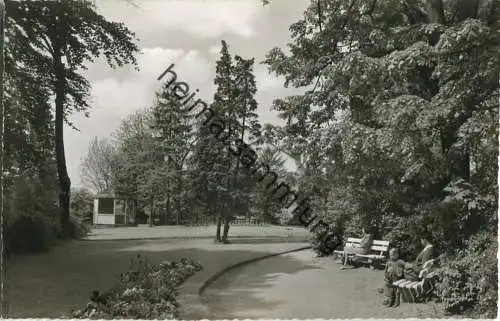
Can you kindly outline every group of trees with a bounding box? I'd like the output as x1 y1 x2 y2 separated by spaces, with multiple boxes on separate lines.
262 0 498 317
81 40 294 242
3 0 139 252
2 0 498 317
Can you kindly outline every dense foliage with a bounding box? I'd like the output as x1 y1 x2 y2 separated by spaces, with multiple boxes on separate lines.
72 255 203 319
68 187 94 238
3 0 139 253
4 167 60 253
263 0 498 317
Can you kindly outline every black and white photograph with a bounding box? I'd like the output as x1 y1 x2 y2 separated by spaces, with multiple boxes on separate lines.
1 0 498 319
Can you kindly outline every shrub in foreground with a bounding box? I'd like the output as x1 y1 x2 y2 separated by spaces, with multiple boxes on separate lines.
435 231 497 318
4 168 62 254
72 255 203 319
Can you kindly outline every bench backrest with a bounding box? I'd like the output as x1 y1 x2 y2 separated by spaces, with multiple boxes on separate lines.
345 237 390 256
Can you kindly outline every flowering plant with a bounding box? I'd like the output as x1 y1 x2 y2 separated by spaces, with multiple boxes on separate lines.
72 255 202 319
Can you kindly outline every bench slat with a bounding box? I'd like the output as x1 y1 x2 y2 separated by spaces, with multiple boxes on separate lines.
345 238 389 247
356 254 385 259
373 240 390 246
343 238 389 253
339 237 389 265
370 245 389 252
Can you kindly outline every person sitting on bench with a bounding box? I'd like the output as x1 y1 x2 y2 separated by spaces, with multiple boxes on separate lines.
340 225 374 270
404 234 434 281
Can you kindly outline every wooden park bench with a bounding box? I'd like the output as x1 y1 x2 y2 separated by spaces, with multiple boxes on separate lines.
333 237 390 269
392 258 440 303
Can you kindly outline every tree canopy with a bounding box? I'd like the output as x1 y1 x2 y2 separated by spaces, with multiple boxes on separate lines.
4 0 139 244
263 0 498 316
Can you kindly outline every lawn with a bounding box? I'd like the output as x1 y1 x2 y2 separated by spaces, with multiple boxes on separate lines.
4 236 309 318
86 224 310 240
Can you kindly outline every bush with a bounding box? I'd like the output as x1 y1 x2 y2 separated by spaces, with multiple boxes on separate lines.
72 255 203 319
68 215 91 239
311 231 343 257
310 218 344 257
4 170 61 254
67 188 94 239
310 232 331 257
5 216 52 253
435 231 497 317
70 188 94 225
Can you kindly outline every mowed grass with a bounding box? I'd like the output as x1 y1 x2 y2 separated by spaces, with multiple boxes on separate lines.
4 225 310 318
86 224 311 241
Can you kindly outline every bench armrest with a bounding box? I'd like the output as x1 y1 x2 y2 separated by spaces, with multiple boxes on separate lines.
422 259 435 270
419 259 436 279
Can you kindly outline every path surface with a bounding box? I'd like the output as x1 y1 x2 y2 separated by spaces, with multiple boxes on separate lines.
4 237 308 318
201 250 444 319
86 225 309 240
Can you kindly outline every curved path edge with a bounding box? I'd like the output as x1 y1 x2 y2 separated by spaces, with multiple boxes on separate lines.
198 245 312 295
82 235 308 242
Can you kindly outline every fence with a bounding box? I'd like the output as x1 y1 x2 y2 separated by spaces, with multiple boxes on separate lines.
231 218 264 225
180 217 266 226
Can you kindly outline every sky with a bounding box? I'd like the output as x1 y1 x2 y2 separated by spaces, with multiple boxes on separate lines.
66 0 310 188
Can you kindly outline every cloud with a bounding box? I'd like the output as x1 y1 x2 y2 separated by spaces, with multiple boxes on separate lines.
208 44 221 56
138 48 212 82
97 0 262 38
255 66 283 91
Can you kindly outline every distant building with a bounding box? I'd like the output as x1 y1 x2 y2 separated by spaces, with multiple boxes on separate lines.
93 193 135 226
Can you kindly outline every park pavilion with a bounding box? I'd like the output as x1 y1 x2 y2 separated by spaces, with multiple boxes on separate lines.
93 193 135 226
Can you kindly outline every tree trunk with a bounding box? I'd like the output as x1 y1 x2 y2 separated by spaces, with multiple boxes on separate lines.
176 173 182 224
177 174 185 224
54 49 71 237
149 197 154 227
0 1 6 314
224 79 249 243
175 201 180 225
486 0 497 26
221 218 230 243
426 0 445 24
263 206 269 224
133 199 138 225
166 193 171 225
454 0 479 21
0 0 4 204
215 214 222 242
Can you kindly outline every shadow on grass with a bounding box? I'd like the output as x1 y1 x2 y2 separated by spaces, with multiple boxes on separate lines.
3 239 307 318
197 253 320 319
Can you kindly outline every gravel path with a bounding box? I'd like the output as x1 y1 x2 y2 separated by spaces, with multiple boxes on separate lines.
201 249 445 319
